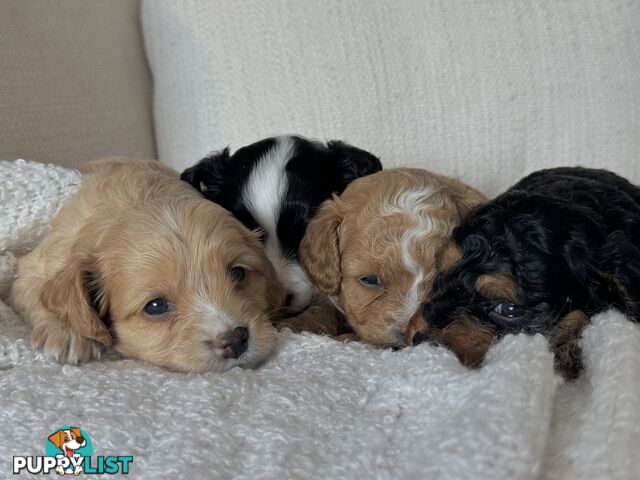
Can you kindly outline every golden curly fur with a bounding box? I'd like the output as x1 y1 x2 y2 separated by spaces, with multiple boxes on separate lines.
299 168 486 347
10 158 284 372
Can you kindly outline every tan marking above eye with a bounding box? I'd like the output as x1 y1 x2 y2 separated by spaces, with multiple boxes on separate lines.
475 273 518 302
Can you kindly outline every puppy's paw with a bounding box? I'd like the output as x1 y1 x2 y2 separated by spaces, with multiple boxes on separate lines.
276 303 344 336
32 321 104 364
553 340 584 381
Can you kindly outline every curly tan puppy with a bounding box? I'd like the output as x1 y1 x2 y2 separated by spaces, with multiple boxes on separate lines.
299 168 486 347
10 158 284 372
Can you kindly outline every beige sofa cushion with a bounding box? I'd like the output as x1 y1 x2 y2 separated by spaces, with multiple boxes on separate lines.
0 0 156 169
143 0 640 196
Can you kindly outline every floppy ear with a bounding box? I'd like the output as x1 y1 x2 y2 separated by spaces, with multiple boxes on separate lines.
560 231 607 305
40 253 112 348
180 148 231 199
48 430 65 449
299 197 344 295
327 140 382 186
599 230 640 318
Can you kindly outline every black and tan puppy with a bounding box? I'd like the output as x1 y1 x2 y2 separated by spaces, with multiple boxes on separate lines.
413 167 640 378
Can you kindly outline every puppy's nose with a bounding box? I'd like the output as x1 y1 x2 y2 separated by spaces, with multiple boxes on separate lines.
76 436 85 444
223 327 249 359
412 331 428 345
284 294 294 307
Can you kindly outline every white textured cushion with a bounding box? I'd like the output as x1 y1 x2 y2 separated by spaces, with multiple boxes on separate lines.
142 0 640 196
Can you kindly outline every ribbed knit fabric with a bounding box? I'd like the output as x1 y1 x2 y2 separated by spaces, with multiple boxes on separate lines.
142 0 640 196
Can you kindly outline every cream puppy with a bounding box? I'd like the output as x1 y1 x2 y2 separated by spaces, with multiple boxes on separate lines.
11 158 284 372
299 168 487 347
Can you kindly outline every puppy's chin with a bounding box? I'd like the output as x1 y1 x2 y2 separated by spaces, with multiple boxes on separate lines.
352 323 406 348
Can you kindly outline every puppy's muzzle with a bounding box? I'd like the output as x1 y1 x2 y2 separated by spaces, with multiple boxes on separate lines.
221 327 249 359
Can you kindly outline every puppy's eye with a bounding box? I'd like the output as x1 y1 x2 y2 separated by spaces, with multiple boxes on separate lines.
229 266 246 284
359 275 382 287
493 303 526 318
144 298 171 316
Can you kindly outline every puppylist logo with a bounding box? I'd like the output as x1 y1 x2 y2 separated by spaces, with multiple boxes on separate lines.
13 427 133 475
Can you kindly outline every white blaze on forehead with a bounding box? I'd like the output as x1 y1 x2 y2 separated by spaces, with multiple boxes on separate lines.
241 137 313 309
380 188 438 324
242 136 294 234
194 291 237 337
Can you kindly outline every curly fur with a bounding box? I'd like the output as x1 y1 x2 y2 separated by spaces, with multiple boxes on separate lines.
416 167 640 378
301 168 487 347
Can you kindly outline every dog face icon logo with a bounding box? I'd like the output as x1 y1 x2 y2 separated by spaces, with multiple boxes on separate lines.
48 428 86 457
13 426 133 475
46 427 91 476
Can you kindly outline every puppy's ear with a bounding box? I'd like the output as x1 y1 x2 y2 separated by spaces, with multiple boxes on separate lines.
561 233 606 303
327 140 382 186
48 431 65 449
40 253 112 348
599 231 640 318
180 148 231 199
299 197 343 295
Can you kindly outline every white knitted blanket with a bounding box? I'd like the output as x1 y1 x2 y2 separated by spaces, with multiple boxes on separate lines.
1 160 639 479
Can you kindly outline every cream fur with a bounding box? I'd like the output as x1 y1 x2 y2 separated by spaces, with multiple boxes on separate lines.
10 158 283 372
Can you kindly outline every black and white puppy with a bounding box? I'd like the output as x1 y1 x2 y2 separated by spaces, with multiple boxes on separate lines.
181 135 382 312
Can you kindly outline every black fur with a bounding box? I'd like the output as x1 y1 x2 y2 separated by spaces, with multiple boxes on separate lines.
181 136 382 255
419 167 640 378
181 135 382 310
